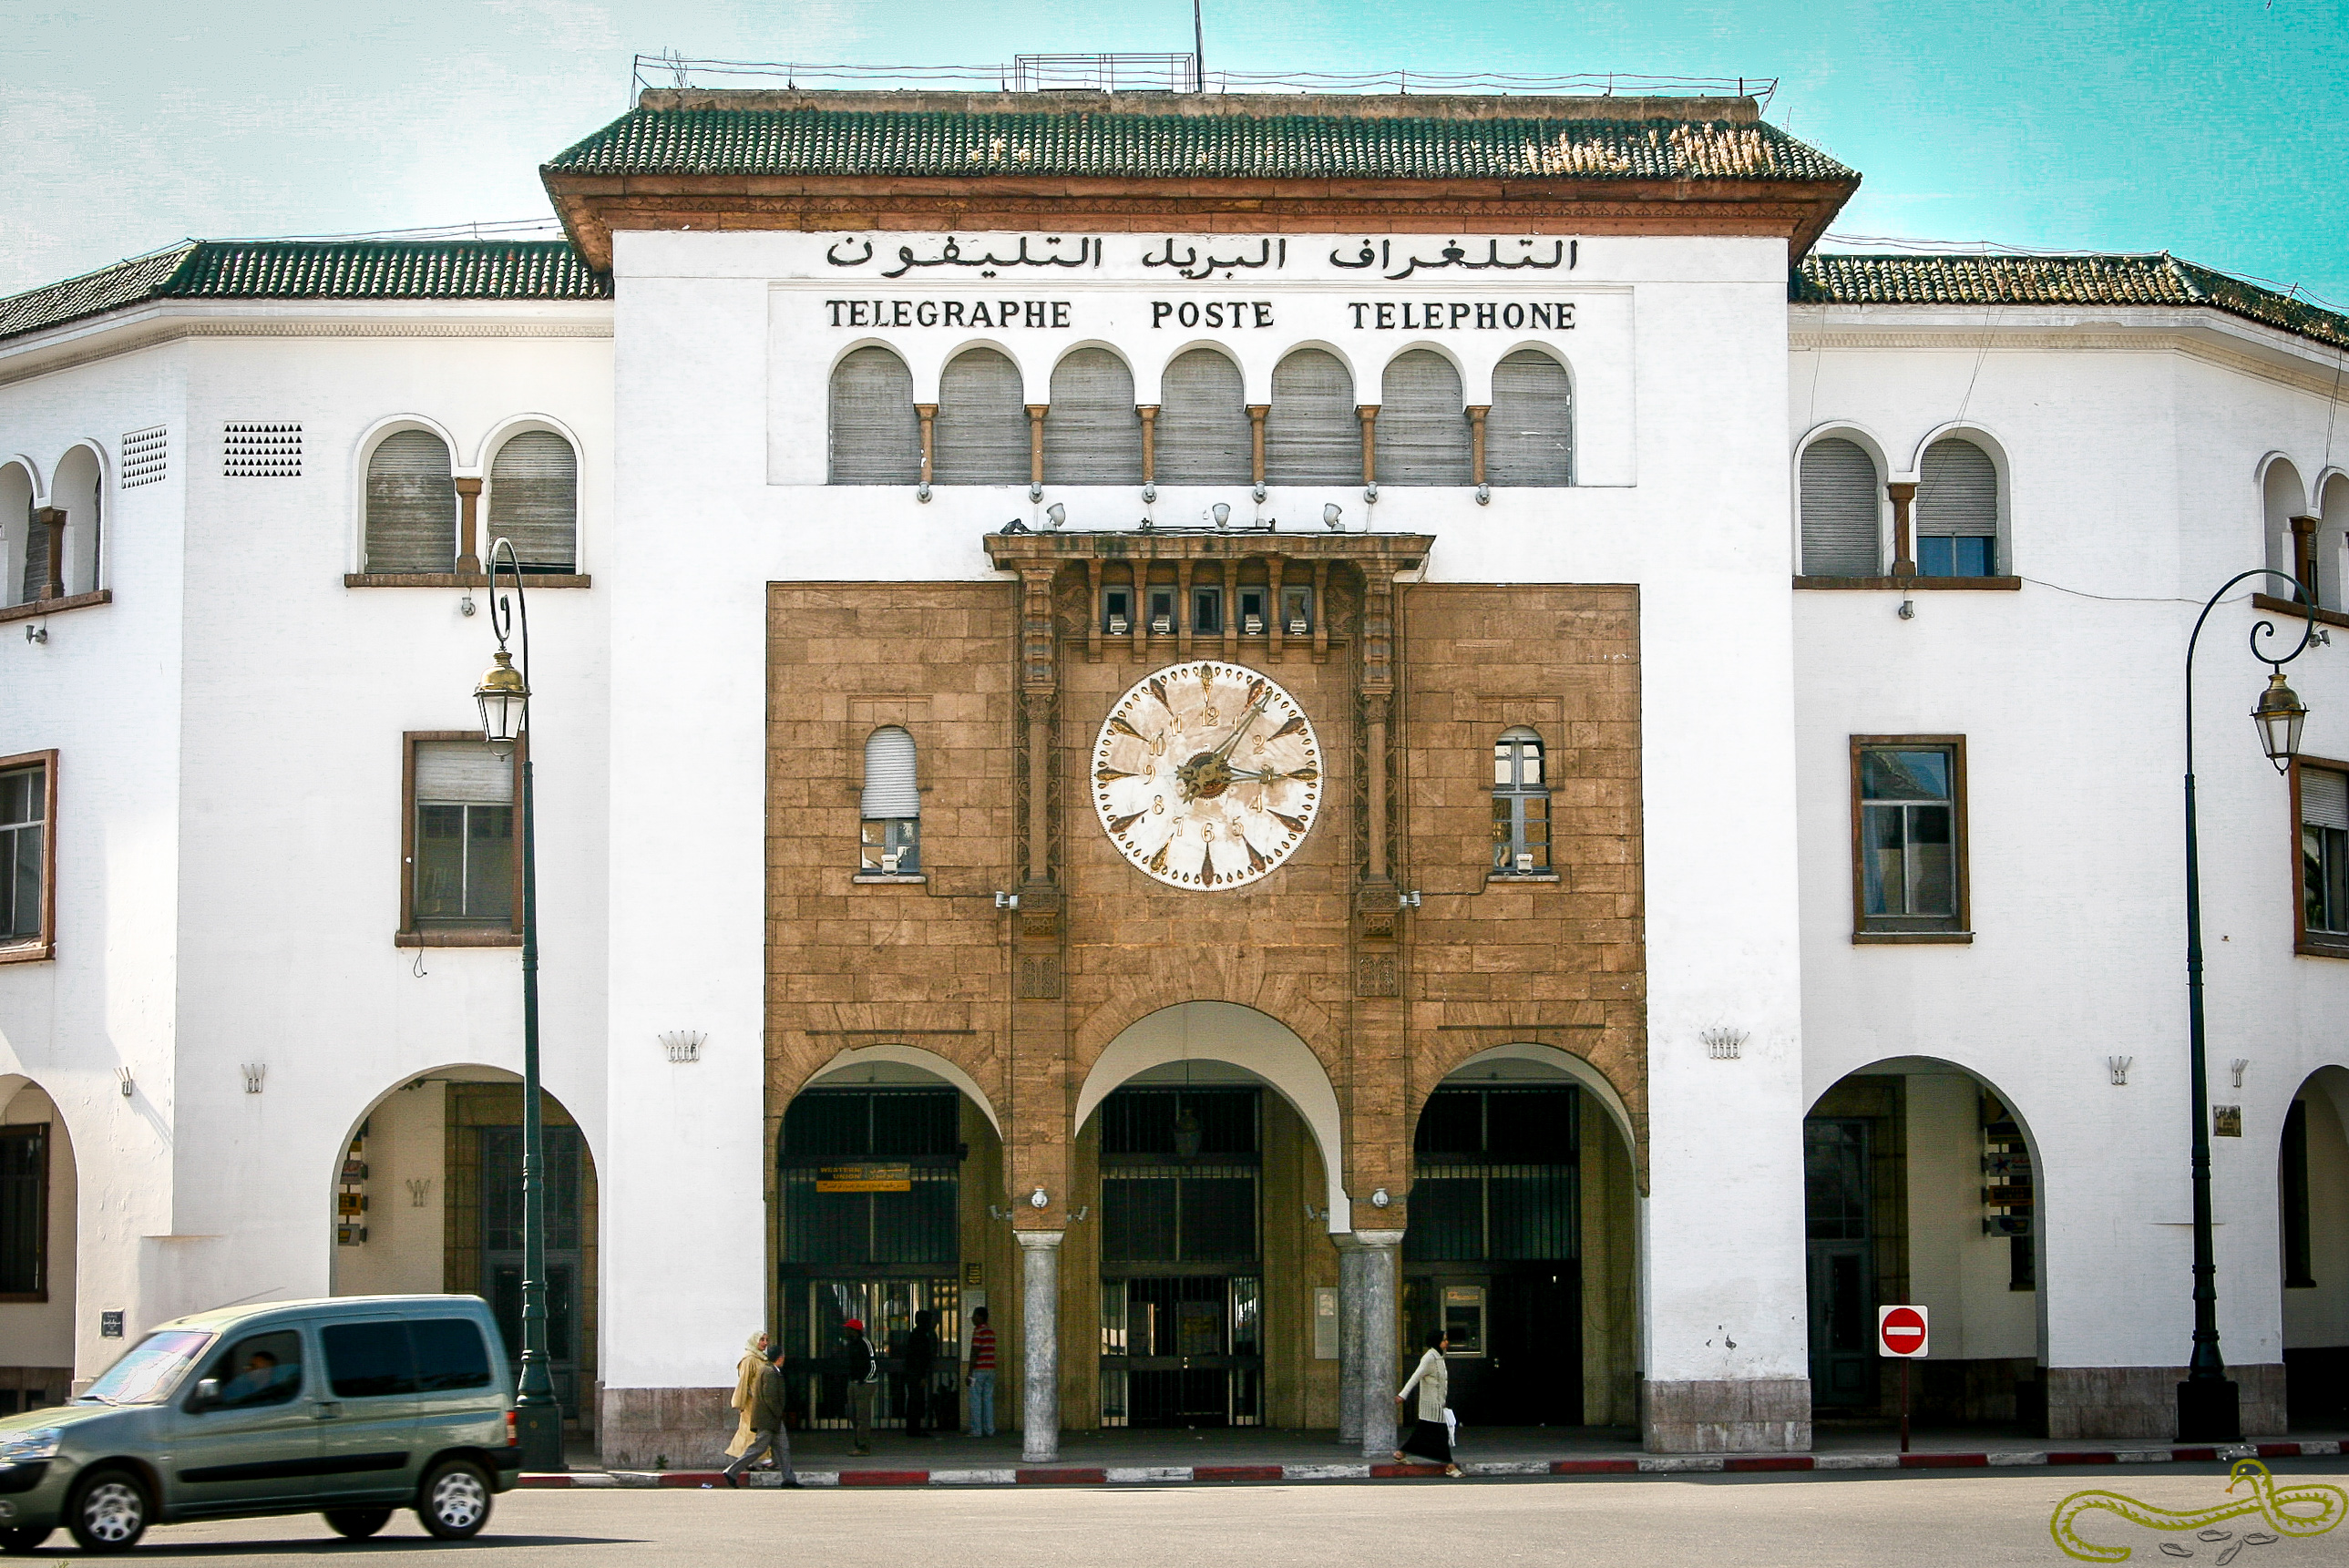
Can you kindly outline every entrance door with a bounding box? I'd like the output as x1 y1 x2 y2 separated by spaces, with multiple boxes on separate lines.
1103 1275 1261 1427
1803 1119 1877 1409
480 1124 585 1421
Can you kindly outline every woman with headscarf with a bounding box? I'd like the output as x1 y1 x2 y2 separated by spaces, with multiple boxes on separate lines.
723 1332 769 1470
1394 1328 1462 1477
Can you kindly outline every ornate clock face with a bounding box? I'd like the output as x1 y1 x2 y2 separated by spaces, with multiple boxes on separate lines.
1092 661 1322 890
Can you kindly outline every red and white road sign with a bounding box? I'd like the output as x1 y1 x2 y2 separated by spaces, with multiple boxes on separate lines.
1878 1305 1929 1358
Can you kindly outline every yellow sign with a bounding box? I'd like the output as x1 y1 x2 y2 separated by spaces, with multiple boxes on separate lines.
816 1164 912 1194
2050 1460 2347 1562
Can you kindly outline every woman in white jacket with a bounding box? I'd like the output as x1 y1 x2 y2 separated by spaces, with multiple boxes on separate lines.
1394 1329 1462 1476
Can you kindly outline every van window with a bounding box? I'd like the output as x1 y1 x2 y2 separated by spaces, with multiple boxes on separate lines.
411 1318 493 1391
323 1321 416 1399
199 1330 305 1410
82 1329 212 1405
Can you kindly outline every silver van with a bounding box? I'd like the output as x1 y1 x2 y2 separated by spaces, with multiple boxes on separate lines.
0 1295 519 1553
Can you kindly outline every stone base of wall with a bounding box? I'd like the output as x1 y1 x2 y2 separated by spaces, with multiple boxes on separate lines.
2045 1364 2288 1440
600 1387 737 1471
1642 1378 1811 1453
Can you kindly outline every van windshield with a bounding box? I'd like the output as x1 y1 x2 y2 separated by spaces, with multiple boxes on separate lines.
78 1331 215 1405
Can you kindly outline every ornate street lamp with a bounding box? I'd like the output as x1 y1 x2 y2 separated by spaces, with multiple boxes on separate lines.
471 538 563 1473
2176 569 2317 1441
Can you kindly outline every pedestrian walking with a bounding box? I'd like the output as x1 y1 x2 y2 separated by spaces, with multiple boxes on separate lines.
902 1308 939 1437
843 1317 877 1455
721 1343 795 1488
1394 1329 1462 1477
964 1305 997 1438
721 1332 766 1470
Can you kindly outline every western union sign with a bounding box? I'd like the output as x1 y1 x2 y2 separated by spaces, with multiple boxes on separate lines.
816 1164 913 1194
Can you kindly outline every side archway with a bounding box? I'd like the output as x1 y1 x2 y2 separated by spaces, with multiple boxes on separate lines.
0 1074 76 1410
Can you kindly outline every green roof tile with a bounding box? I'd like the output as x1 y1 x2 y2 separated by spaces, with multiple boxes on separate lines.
0 240 608 344
543 104 1854 184
1794 253 2349 354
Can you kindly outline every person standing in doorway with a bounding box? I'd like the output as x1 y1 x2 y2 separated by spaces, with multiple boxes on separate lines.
843 1318 877 1456
1396 1329 1462 1478
964 1306 997 1438
722 1344 795 1488
902 1308 939 1437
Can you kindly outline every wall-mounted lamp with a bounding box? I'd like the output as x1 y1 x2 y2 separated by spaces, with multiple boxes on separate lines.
1252 483 1267 503
2108 1055 2134 1086
406 1177 435 1208
1898 600 1917 621
1322 504 1344 532
23 623 46 644
1363 484 1379 505
1210 502 1231 530
1398 890 1422 910
241 1063 267 1094
2230 1058 2250 1090
1043 502 1066 531
459 594 477 618
1701 1028 1747 1061
917 482 932 503
1369 1187 1391 1208
1475 483 1491 506
994 890 1021 911
1142 482 1156 503
116 1067 133 1099
659 1030 705 1064
1029 1186 1050 1209
1028 482 1043 502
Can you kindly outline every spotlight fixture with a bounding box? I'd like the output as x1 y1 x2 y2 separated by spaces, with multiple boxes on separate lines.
1044 502 1066 530
1028 482 1043 502
1475 483 1492 506
1253 482 1267 503
1322 503 1344 532
917 483 932 503
1142 482 1156 502
1363 484 1379 504
1211 502 1231 529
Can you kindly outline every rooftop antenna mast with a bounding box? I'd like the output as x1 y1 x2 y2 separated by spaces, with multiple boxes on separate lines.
1193 0 1205 90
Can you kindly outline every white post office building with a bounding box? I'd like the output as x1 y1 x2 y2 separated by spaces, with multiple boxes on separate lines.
2 87 2346 1462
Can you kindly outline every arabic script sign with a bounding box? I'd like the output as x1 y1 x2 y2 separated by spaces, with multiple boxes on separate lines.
820 233 1580 282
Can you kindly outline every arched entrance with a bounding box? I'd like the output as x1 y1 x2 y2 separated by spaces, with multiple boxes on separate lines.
2281 1065 2349 1425
1805 1058 2047 1433
329 1068 600 1439
1404 1045 1640 1431
0 1075 75 1413
1072 1002 1344 1431
774 1048 1005 1439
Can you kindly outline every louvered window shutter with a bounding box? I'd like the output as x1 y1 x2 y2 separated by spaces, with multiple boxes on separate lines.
365 430 456 573
1799 438 1882 576
415 742 514 804
1265 350 1359 485
487 432 577 572
1917 439 1998 538
862 727 920 818
1155 350 1251 484
1486 351 1574 487
2304 768 2349 831
829 347 921 484
18 497 46 604
933 349 1030 485
1044 348 1143 483
1377 351 1472 486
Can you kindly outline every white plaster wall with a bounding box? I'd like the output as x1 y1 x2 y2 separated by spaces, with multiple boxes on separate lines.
0 1079 77 1367
330 1079 446 1297
1793 314 2349 1384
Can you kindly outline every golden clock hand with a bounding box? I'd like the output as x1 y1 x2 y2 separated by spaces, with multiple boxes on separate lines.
1209 696 1273 763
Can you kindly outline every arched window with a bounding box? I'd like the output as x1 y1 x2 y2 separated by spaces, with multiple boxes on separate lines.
934 348 1029 486
861 726 921 874
1486 350 1574 486
487 431 578 573
2319 473 2349 610
2264 459 2309 593
0 463 32 608
1154 349 1250 484
1044 348 1143 484
364 429 456 574
1916 437 1999 577
1377 350 1471 486
1265 349 1358 485
829 347 921 484
1798 437 1882 577
1492 728 1550 875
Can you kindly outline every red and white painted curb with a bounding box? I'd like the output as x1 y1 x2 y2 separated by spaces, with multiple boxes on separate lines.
518 1439 2344 1489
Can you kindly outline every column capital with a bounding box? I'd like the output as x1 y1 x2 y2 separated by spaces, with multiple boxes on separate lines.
1349 1228 1407 1250
1013 1228 1066 1250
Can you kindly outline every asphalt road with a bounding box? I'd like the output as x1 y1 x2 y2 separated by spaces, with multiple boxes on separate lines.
24 1460 2349 1566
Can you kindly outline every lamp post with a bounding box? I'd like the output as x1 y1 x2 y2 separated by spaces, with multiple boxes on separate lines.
473 538 564 1473
2177 569 2314 1442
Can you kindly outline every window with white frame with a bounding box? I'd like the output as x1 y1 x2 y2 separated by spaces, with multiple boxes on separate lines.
1491 728 1550 875
861 726 921 874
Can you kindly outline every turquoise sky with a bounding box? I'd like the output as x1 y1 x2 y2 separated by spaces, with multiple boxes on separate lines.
5 0 2344 305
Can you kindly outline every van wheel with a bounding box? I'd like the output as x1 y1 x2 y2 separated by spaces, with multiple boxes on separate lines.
0 1526 52 1554
67 1468 149 1553
324 1507 394 1540
415 1459 492 1541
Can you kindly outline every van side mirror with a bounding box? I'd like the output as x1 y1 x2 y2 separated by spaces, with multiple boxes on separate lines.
190 1378 221 1411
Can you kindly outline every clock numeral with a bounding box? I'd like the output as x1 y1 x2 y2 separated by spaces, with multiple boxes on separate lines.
1202 705 1219 725
1152 795 1165 815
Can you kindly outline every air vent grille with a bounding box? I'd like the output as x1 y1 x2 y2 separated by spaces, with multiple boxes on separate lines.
223 422 302 478
122 425 168 487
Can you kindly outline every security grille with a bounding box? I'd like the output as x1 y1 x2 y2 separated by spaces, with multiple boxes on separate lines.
1264 349 1357 485
1799 438 1881 576
1377 350 1472 485
121 426 168 487
222 423 302 478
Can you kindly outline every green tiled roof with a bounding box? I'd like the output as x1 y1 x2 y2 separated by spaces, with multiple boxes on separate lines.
545 104 1854 184
1795 253 2349 354
0 241 609 343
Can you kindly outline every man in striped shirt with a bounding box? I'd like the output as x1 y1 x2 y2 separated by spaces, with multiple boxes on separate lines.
964 1306 997 1438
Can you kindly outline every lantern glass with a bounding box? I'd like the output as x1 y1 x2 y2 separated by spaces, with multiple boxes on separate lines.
2252 673 2307 772
475 650 530 744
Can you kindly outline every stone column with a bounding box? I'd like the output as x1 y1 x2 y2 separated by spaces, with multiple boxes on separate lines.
1019 1230 1064 1463
1354 1229 1405 1459
1334 1237 1364 1444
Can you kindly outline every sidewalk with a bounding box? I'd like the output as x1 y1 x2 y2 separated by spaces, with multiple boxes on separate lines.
521 1422 2349 1490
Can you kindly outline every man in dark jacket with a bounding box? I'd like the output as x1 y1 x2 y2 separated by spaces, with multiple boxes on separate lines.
844 1318 877 1456
902 1309 939 1437
721 1347 795 1488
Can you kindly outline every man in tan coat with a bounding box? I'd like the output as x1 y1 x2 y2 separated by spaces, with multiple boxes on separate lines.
722 1333 795 1487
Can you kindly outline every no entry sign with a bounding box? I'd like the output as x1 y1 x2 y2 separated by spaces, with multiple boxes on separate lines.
1878 1305 1929 1358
